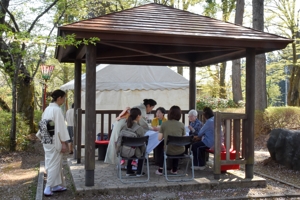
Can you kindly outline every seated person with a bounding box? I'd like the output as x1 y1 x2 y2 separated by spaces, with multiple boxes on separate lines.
104 107 130 165
151 107 167 164
151 107 167 131
191 107 216 170
117 108 146 176
187 109 202 136
156 105 186 175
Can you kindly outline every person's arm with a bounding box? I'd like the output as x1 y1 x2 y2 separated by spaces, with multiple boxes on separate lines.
193 120 202 135
55 108 70 153
116 107 130 121
60 142 68 153
158 133 163 141
198 121 209 137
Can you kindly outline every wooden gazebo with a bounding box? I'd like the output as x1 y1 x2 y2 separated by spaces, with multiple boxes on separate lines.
55 3 292 186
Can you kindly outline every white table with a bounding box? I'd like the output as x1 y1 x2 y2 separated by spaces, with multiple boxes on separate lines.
145 130 189 154
145 130 161 154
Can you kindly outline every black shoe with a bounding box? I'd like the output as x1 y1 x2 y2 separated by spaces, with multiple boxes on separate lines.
136 172 146 177
126 171 136 176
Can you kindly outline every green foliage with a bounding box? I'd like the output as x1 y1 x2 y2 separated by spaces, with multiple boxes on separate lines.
56 34 100 49
196 97 244 110
0 111 31 153
254 107 300 137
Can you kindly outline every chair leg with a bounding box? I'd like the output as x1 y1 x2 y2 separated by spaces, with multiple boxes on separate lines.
164 154 195 182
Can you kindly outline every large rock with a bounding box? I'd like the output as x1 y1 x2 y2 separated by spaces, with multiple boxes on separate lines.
267 128 300 170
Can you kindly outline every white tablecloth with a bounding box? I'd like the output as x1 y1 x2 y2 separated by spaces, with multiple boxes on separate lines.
145 130 161 154
145 130 190 154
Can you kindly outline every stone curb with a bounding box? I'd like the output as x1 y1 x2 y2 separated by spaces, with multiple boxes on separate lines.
36 161 45 200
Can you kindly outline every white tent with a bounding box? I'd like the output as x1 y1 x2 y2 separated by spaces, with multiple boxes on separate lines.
61 64 189 139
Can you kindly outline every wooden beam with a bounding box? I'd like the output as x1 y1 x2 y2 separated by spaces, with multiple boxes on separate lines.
74 60 82 163
100 41 190 65
245 48 255 179
85 44 96 186
189 63 196 110
76 45 86 59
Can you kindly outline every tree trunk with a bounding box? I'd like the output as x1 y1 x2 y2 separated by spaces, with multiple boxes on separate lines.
177 66 183 75
287 41 299 105
219 62 227 98
232 0 244 103
17 78 35 132
253 0 267 111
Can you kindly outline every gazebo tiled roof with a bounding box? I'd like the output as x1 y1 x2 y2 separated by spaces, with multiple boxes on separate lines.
55 3 292 66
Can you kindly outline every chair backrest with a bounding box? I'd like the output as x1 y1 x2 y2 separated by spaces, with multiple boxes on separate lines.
121 135 149 148
166 135 194 146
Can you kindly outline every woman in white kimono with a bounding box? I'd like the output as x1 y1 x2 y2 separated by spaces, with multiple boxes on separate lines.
104 107 130 165
37 89 70 196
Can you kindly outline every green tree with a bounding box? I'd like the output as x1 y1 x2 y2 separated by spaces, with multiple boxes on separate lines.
0 0 60 150
253 0 267 111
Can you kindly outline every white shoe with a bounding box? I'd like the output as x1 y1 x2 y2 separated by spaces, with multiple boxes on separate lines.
192 166 206 170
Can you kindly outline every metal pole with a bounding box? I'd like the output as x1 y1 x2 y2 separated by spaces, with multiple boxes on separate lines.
43 80 47 111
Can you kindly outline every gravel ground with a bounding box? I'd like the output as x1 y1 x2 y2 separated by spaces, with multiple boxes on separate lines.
1 134 300 200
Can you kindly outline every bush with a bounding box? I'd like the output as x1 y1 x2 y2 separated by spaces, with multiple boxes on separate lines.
196 97 244 110
0 111 31 152
254 106 300 137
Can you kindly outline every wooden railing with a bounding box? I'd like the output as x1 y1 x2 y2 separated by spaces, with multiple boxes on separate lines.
213 111 247 179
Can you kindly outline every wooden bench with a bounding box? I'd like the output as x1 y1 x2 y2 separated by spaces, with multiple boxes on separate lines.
205 148 240 172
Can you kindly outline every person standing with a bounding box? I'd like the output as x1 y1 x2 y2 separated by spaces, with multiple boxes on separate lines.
104 107 130 165
134 99 157 131
36 89 70 196
65 103 74 154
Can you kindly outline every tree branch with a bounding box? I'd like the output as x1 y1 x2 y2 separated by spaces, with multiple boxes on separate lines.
0 96 10 112
0 1 19 32
32 8 66 79
27 0 60 33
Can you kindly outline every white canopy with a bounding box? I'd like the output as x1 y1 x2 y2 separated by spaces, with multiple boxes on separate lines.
60 64 189 91
60 64 189 141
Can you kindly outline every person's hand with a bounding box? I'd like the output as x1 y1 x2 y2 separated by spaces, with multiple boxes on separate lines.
61 142 68 153
193 136 201 142
152 126 160 132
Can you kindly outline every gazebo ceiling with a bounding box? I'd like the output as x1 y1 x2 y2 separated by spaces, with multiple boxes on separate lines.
55 3 292 67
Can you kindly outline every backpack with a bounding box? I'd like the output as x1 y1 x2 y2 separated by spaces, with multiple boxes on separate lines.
38 119 55 144
116 124 140 158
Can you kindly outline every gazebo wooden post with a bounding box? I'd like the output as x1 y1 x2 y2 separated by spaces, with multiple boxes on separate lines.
189 63 196 110
85 44 96 186
245 48 255 178
74 60 82 163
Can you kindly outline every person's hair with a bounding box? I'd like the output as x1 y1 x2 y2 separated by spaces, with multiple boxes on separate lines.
203 107 214 119
188 109 198 117
168 105 181 121
71 103 74 108
51 90 66 102
127 108 142 128
156 107 166 115
143 99 157 107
